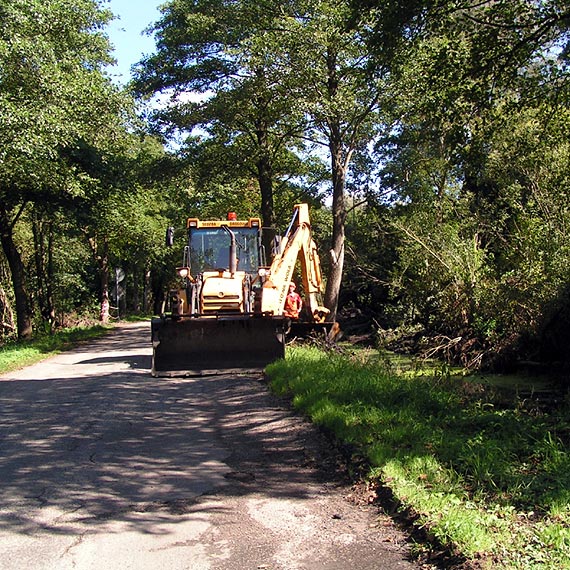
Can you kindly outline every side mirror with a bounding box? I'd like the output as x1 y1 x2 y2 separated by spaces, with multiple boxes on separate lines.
166 227 174 247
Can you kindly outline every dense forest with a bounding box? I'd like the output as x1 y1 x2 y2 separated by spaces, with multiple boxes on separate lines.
1 0 569 372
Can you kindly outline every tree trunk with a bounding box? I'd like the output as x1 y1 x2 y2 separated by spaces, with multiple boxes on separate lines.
255 117 276 263
100 265 110 323
0 204 33 339
88 235 110 323
324 125 347 322
32 212 56 330
257 153 274 229
144 266 152 314
100 253 111 323
46 223 55 326
322 45 348 322
132 266 141 314
0 285 16 337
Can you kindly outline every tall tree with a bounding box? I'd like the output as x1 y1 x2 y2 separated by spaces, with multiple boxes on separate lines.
266 1 386 320
136 0 388 320
0 0 123 337
134 0 311 230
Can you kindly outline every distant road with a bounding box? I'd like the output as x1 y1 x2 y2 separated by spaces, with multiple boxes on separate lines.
0 322 417 570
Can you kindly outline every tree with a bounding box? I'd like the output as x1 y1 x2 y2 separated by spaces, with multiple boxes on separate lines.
361 0 570 367
135 0 401 321
0 257 16 338
134 0 313 231
261 1 387 320
0 0 124 337
65 130 178 323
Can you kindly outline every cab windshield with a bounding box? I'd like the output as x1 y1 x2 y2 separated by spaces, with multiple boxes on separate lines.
189 227 260 274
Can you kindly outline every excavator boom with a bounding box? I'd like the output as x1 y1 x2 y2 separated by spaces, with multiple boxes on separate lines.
261 204 330 324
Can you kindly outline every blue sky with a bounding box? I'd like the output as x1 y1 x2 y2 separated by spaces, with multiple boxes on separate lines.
105 0 162 84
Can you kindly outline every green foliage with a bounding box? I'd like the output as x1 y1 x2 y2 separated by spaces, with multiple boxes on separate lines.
341 203 396 317
386 200 495 363
136 0 386 317
0 0 139 336
0 0 121 197
380 94 570 367
267 346 570 566
357 0 570 369
2 0 569 362
134 0 325 227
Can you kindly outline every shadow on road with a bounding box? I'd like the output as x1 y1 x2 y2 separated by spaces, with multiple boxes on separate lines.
77 354 152 369
0 322 345 537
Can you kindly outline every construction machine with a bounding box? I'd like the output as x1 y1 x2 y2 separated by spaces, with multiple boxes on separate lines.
151 203 330 376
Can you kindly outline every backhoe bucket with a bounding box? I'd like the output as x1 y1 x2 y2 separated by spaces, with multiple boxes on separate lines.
151 316 286 377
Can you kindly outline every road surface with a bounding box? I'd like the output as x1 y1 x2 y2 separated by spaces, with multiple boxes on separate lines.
0 322 418 569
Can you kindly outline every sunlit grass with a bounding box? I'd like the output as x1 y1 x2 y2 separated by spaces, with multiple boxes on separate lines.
267 345 570 567
0 325 110 374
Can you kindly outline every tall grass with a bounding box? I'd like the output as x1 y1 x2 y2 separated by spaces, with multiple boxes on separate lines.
266 346 570 568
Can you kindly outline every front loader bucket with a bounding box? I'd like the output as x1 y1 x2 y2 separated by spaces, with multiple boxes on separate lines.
151 316 286 377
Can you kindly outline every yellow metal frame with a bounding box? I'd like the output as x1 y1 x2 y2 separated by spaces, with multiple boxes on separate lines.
186 217 261 229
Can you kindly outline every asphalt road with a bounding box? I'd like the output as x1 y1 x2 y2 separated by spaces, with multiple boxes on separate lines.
0 322 419 570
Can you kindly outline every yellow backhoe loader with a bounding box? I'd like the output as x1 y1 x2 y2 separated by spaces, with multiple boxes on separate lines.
151 203 329 376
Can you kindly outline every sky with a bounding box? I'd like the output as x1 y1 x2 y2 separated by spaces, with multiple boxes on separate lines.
105 0 162 84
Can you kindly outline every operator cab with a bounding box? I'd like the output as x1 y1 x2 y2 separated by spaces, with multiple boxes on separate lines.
188 226 261 274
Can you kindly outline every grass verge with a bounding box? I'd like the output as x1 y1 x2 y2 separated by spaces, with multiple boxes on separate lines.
0 325 110 374
266 345 570 568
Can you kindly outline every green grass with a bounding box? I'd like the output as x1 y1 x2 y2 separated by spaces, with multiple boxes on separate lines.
266 346 570 568
0 325 110 374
